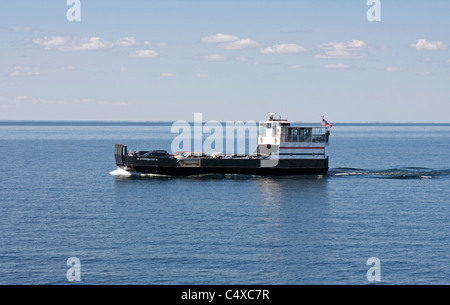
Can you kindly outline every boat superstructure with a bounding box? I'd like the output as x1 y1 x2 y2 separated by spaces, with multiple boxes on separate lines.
257 113 330 160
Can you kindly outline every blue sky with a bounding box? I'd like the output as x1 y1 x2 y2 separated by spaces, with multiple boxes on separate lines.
1 0 449 122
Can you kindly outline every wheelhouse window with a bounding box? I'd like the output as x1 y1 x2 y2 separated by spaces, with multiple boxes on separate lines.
281 127 328 143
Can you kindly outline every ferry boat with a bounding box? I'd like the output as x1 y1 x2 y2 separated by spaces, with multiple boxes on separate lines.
114 114 331 176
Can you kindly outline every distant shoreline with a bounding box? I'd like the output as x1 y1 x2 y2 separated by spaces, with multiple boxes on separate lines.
1 121 449 127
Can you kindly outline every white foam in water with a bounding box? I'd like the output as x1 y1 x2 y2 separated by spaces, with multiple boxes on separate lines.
334 172 361 176
109 167 132 176
109 167 169 178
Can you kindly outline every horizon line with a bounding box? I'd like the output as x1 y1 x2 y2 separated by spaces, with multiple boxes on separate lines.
1 120 450 125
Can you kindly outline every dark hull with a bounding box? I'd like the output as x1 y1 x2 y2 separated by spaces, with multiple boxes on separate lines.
118 157 328 176
130 165 329 176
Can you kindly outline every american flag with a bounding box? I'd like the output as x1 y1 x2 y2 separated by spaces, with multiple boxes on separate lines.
321 117 333 128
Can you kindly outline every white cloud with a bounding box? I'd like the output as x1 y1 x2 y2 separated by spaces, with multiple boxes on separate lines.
33 36 113 51
411 39 447 51
130 49 158 58
78 98 91 103
386 66 400 72
69 37 114 51
347 40 367 48
316 40 367 59
201 33 239 43
220 38 260 50
14 96 44 103
33 36 69 49
260 43 306 54
15 96 29 101
97 100 129 106
201 33 259 50
160 72 175 77
10 71 39 77
116 36 137 47
447 59 450 63
324 64 350 69
10 66 39 77
204 54 226 61
197 74 209 78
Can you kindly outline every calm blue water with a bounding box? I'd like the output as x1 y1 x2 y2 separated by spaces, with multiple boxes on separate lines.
1 122 449 285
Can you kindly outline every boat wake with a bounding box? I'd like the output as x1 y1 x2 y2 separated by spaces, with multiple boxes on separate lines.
109 168 132 176
329 167 450 179
109 167 169 178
